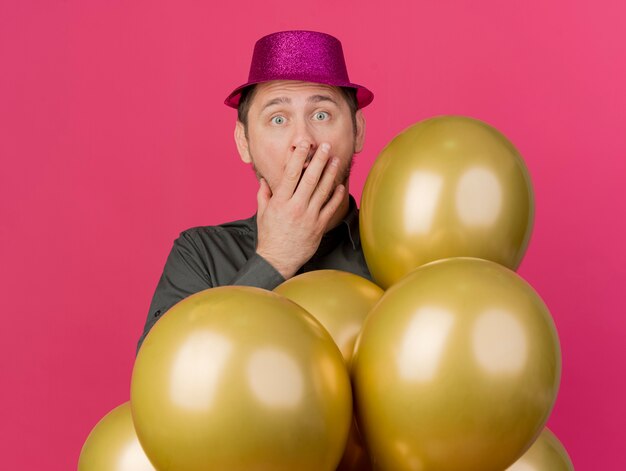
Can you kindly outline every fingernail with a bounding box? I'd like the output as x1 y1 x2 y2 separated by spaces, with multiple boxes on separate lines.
321 143 330 152
330 157 339 166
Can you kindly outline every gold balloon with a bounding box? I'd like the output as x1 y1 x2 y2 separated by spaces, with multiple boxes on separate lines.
351 258 561 471
78 402 155 471
507 428 574 471
132 286 352 471
335 420 373 471
360 115 534 288
274 270 384 363
274 270 382 471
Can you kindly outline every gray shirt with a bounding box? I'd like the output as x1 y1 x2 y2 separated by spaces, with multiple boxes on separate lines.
137 195 371 352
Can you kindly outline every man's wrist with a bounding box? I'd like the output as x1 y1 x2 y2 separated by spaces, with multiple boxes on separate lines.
255 249 298 280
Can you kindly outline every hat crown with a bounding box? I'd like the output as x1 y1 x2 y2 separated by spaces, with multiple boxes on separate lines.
249 31 350 84
224 30 373 109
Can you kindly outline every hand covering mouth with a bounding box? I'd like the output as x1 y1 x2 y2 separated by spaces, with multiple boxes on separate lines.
297 157 313 187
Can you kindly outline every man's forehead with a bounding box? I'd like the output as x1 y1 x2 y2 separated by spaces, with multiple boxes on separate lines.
253 80 343 104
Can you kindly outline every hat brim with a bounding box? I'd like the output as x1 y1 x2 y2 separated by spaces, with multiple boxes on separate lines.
224 79 374 110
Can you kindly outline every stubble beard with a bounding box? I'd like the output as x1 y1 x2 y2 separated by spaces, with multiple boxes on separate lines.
248 144 356 200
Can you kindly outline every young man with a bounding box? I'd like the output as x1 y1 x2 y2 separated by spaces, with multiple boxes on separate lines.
138 30 374 351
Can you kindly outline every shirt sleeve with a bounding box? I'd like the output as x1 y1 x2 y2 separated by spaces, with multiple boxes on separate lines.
136 233 285 354
229 252 285 290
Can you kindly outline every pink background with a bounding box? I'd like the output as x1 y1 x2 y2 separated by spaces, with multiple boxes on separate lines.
1 1 624 469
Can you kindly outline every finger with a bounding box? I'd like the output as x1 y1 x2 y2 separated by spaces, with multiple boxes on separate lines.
274 141 310 200
292 142 332 205
319 183 345 223
257 178 271 217
308 154 339 210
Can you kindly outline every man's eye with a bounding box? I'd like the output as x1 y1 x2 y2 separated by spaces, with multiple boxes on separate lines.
314 112 329 121
271 116 285 125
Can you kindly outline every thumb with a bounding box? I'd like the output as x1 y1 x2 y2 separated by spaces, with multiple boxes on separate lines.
257 178 271 216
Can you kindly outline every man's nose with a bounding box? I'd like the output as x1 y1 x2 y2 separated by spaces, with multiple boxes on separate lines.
290 120 317 155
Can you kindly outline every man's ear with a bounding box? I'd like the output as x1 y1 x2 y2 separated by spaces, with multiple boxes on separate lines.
354 110 366 153
234 121 252 164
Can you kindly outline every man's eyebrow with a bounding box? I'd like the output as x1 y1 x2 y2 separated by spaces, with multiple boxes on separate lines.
261 96 291 112
307 95 339 105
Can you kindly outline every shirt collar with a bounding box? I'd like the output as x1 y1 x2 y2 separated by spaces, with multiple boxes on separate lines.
317 194 360 253
341 194 360 250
